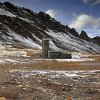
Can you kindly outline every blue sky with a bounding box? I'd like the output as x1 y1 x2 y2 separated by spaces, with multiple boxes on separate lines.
0 0 100 37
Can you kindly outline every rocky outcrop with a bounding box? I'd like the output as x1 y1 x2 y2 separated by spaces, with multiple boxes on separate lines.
67 28 80 37
92 36 100 45
80 31 91 41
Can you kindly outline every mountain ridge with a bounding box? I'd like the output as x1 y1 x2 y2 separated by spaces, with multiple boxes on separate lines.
0 2 100 53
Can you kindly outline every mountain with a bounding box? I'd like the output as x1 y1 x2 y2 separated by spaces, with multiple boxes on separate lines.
80 30 91 41
92 36 100 46
0 2 100 53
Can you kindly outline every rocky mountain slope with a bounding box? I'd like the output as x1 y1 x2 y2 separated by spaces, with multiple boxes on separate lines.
0 2 100 53
92 36 100 46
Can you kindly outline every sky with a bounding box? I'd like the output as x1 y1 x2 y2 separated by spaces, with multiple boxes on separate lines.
0 0 100 37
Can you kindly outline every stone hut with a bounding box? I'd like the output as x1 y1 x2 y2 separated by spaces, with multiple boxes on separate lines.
42 36 72 59
48 51 72 59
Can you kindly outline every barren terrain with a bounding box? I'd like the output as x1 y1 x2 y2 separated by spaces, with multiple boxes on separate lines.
0 48 100 100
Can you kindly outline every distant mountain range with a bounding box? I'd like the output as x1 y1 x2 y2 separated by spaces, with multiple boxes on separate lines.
0 2 100 53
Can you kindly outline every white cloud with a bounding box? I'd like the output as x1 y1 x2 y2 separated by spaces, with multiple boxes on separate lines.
69 14 100 29
82 0 100 6
81 29 100 37
93 0 100 5
45 9 57 18
82 0 90 4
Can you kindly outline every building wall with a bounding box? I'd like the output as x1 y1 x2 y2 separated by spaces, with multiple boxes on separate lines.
42 38 49 58
48 52 72 59
41 37 72 59
48 52 62 59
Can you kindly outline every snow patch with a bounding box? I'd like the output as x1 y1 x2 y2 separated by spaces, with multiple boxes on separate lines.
45 29 100 53
49 39 60 51
0 8 16 17
0 59 5 64
6 29 42 49
9 70 100 78
4 59 19 63
9 70 80 78
0 49 26 57
56 58 94 62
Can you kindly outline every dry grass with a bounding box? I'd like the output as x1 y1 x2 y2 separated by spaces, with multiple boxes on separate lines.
0 59 100 72
26 50 34 57
26 50 41 58
67 95 72 100
90 55 100 62
0 52 100 71
0 97 6 100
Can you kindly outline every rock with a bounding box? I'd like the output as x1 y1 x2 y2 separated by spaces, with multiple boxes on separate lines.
92 36 100 45
68 28 80 37
85 88 98 94
80 30 91 41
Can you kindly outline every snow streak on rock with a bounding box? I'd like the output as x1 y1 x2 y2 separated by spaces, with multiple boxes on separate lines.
0 2 100 53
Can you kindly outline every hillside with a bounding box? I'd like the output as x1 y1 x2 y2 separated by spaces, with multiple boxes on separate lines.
0 2 100 53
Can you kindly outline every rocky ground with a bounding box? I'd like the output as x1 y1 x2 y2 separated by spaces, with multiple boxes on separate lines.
0 48 100 100
0 69 100 100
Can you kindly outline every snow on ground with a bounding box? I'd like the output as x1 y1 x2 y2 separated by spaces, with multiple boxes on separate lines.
0 48 94 64
0 8 33 24
56 52 94 62
32 34 42 43
0 43 4 48
0 48 27 57
0 59 5 64
72 53 81 59
49 39 60 51
56 58 94 62
4 59 19 63
45 29 100 53
9 69 100 78
9 70 80 78
71 52 98 58
3 27 42 49
0 8 16 17
0 48 28 64
18 17 32 23
12 31 42 49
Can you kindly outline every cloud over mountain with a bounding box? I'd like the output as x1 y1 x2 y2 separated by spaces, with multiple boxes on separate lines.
69 14 100 29
45 9 57 18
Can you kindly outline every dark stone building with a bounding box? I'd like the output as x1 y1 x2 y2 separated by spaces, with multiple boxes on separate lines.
42 36 72 59
42 36 49 58
48 51 72 59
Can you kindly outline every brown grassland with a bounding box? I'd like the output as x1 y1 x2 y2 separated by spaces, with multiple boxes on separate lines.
0 52 100 100
0 54 100 72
